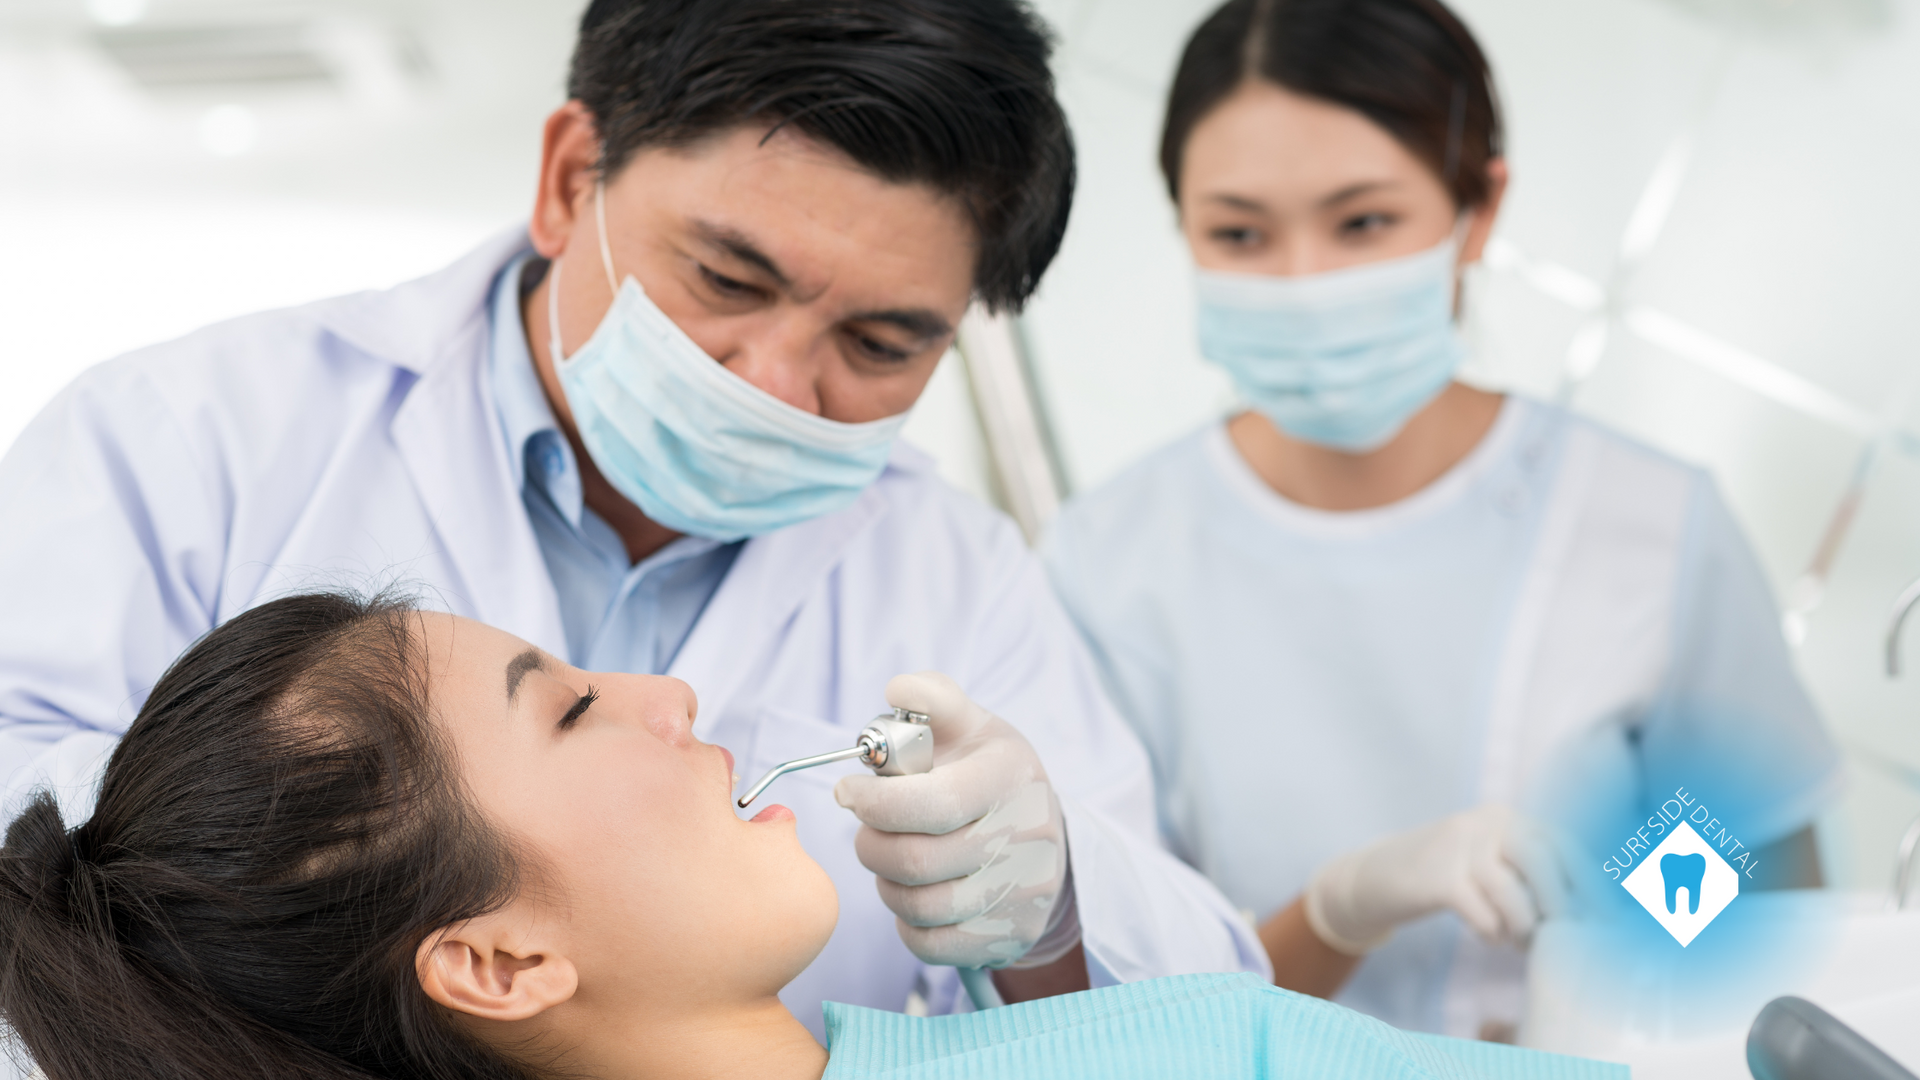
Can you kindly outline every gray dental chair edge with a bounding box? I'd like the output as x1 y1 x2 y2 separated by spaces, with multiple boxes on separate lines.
1748 996 1917 1080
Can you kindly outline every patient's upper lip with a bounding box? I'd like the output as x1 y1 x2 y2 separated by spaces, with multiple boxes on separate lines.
719 746 736 788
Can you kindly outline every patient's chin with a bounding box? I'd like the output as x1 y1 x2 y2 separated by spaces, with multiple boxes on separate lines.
775 854 840 982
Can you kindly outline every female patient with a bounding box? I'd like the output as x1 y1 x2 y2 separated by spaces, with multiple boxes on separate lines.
0 593 1615 1080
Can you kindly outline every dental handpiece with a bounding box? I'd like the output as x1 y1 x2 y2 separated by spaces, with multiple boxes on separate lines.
735 707 934 809
733 706 1007 1012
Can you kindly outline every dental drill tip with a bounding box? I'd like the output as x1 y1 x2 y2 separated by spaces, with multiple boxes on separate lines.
736 743 869 809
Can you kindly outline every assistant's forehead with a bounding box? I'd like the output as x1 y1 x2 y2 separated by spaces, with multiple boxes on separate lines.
1185 82 1423 189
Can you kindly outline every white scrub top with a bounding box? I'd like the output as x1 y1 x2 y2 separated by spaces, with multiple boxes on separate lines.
1041 396 1841 1039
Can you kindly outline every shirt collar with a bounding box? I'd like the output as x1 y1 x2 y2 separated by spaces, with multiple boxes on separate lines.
488 253 586 526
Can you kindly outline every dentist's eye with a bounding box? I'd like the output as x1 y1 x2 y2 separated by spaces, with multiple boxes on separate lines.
851 332 911 364
558 686 599 731
699 265 759 299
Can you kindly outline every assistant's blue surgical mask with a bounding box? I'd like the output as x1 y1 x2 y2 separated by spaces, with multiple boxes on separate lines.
1194 236 1467 453
549 185 908 541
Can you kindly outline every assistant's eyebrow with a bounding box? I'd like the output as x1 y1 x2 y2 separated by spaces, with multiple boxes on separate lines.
1318 180 1400 208
505 648 545 703
690 219 792 289
1204 192 1270 214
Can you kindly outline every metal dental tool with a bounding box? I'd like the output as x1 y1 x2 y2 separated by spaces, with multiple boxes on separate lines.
736 707 934 809
732 707 1009 1012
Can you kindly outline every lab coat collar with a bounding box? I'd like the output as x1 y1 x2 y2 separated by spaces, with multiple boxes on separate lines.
379 230 568 654
316 225 533 377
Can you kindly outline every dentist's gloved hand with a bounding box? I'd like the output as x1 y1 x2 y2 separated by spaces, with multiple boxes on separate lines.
834 672 1077 971
1304 805 1573 955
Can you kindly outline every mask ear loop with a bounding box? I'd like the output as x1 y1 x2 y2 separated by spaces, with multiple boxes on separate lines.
594 180 619 295
1448 213 1476 319
549 179 624 367
548 247 569 366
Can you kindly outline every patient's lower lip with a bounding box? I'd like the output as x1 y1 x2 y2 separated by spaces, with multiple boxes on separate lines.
750 804 794 824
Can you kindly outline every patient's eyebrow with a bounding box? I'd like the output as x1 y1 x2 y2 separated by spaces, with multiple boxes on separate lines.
505 649 545 703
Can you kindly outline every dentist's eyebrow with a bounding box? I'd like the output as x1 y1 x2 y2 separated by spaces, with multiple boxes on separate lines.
691 220 791 288
505 648 545 703
692 218 950 341
847 308 952 341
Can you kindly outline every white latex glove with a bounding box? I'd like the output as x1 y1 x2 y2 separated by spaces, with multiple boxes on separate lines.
1303 805 1574 955
834 671 1076 971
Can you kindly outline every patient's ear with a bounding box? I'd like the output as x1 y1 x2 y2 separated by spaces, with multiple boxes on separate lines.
416 908 578 1022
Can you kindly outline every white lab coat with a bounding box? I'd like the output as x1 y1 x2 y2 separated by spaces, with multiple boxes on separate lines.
0 230 1267 1043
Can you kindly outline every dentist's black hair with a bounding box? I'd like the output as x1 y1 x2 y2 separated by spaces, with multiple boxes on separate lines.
567 0 1075 312
1160 0 1504 208
0 593 541 1080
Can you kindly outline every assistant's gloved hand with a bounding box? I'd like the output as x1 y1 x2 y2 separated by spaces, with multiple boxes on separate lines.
834 672 1077 971
1303 805 1573 956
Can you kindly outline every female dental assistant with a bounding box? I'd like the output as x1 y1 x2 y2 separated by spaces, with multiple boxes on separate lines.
0 0 1266 1046
1042 0 1841 1041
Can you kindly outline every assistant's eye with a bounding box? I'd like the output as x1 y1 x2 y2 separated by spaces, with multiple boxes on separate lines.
1209 226 1263 249
557 686 599 731
1337 212 1396 239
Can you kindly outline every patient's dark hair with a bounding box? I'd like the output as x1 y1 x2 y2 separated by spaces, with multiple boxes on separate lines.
0 593 537 1080
566 0 1074 312
1161 0 1503 208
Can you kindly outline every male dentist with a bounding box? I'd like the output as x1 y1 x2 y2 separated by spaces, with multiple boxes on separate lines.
0 0 1265 1035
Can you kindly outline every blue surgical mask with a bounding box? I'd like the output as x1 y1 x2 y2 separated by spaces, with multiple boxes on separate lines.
549 185 908 541
1194 237 1467 452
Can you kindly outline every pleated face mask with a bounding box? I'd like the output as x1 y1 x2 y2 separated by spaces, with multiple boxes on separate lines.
1193 236 1467 453
550 185 908 541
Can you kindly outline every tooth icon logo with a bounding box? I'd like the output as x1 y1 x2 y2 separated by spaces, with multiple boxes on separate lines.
1620 822 1739 946
1661 852 1706 915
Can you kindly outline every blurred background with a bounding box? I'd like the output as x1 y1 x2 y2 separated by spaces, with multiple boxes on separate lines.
3 0 1919 893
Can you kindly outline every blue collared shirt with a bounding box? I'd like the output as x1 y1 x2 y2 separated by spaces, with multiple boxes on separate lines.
487 254 742 674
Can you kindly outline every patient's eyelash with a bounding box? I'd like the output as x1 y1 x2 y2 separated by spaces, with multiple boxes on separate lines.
558 687 599 731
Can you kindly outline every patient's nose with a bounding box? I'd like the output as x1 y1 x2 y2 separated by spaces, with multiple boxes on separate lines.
623 674 699 746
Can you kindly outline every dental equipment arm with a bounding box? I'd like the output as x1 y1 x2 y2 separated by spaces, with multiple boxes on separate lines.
1303 806 1572 956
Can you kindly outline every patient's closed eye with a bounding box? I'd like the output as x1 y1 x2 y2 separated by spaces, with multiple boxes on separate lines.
558 688 599 731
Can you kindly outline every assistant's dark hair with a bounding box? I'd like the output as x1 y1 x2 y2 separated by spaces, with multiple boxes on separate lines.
1161 0 1503 208
567 0 1075 312
0 594 538 1080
